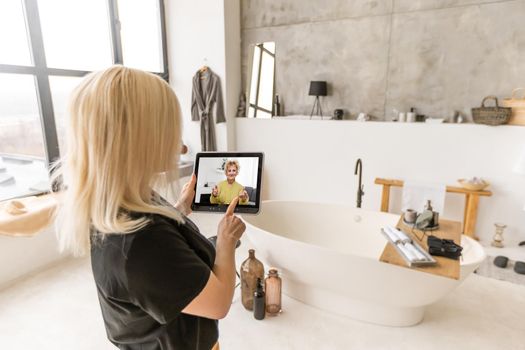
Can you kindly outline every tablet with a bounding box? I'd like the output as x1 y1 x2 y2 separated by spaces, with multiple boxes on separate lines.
191 152 264 214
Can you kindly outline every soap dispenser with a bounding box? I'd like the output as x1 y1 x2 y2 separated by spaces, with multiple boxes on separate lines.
253 278 265 320
240 249 265 310
424 200 439 227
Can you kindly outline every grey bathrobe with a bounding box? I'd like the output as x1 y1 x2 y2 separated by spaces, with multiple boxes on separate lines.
191 68 226 151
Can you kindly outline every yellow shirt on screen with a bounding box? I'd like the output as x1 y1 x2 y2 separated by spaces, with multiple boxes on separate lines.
209 180 249 205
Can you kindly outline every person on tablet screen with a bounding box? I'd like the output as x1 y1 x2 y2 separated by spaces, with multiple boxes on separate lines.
210 160 249 205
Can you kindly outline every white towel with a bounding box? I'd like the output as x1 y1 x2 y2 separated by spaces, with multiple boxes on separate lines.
405 243 427 261
402 180 446 214
385 227 411 243
398 244 418 262
382 228 399 243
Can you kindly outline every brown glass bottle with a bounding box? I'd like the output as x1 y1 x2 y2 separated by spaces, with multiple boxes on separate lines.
240 249 265 310
265 268 282 316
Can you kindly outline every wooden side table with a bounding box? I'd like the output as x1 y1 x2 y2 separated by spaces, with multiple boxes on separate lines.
374 178 492 240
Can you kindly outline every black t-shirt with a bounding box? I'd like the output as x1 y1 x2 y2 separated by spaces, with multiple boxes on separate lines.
90 213 218 350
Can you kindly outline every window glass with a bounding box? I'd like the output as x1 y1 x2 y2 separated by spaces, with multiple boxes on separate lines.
38 0 112 71
264 42 275 54
247 42 275 118
0 0 32 65
0 73 48 201
249 46 261 106
49 76 84 153
118 0 164 72
248 106 256 118
258 51 275 113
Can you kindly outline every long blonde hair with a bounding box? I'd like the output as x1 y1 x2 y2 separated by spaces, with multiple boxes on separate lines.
53 65 184 256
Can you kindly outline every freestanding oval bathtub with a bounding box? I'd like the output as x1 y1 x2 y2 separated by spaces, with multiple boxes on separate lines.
242 200 486 327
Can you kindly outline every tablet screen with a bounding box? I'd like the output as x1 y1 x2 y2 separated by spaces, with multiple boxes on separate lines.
191 152 263 214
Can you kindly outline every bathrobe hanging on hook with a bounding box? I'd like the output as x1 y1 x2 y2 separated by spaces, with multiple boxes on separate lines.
191 68 226 151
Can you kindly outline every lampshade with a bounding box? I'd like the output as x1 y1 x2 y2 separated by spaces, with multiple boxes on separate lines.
308 81 327 96
514 145 525 175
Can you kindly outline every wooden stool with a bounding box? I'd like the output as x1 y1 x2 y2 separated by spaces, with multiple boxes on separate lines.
374 178 492 240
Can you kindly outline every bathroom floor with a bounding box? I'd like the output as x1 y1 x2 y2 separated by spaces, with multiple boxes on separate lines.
1 213 524 350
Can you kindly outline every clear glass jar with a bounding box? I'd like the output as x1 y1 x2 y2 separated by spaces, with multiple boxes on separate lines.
265 268 282 316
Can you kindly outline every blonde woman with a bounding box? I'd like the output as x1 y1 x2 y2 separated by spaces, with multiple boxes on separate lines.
53 66 244 350
210 160 249 205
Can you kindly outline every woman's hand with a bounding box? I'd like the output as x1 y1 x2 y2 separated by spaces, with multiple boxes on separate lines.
239 188 249 202
175 174 196 215
217 197 245 248
212 185 219 197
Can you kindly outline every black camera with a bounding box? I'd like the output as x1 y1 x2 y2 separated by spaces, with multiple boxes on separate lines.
427 235 463 260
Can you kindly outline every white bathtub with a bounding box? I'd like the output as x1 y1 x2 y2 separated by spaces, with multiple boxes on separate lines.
242 200 486 326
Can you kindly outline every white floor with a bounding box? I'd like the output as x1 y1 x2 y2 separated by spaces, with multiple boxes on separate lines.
1 213 524 350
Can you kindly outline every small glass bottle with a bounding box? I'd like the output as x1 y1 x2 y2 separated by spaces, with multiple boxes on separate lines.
253 278 265 320
240 249 264 310
492 223 506 248
265 268 282 316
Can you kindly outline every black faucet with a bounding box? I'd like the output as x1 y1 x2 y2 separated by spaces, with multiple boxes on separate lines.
354 158 364 208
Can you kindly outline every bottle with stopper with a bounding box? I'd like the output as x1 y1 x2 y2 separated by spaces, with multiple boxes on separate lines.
492 223 506 248
264 268 282 316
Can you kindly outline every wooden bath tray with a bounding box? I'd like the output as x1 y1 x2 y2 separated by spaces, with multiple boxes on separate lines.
379 217 462 280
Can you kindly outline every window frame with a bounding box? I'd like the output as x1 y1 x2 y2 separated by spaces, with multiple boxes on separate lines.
248 43 275 118
0 0 169 195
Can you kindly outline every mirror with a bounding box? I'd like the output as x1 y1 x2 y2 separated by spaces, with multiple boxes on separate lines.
246 42 276 118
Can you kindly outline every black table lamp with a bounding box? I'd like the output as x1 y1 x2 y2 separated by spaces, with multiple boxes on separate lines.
309 81 327 119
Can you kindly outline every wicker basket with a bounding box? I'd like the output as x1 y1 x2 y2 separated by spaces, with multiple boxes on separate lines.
501 88 525 126
471 96 511 126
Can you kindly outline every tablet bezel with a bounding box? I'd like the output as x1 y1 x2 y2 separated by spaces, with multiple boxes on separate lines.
191 152 264 214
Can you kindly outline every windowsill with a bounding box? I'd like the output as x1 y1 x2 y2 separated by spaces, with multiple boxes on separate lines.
0 161 194 237
0 193 58 237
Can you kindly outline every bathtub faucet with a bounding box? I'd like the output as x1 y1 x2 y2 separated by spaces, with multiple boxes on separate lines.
354 158 364 208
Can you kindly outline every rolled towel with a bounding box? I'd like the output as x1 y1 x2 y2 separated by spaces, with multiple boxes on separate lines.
398 243 418 262
385 227 411 244
405 243 428 261
390 227 411 242
395 229 411 243
382 228 399 243
384 227 402 243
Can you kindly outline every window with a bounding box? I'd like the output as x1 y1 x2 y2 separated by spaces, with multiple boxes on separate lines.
0 0 169 201
48 76 85 152
0 1 32 66
38 0 113 71
118 0 165 73
247 42 276 119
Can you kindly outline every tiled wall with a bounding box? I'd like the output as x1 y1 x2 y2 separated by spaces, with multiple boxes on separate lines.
241 0 525 120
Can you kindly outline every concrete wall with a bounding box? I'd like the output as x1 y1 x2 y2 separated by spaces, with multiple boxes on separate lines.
236 118 525 246
166 0 241 157
241 0 525 120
